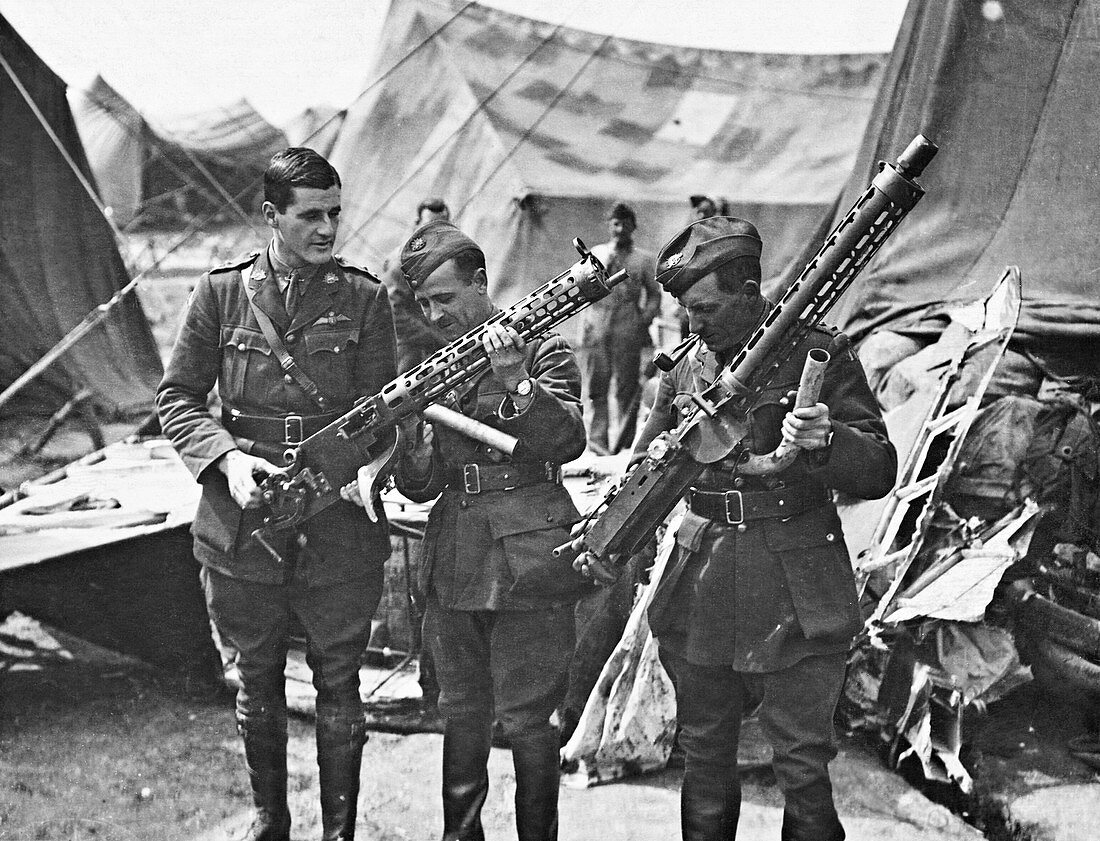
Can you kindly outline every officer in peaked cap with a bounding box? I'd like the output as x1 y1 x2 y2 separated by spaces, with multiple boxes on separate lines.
621 215 897 841
156 147 396 841
357 217 590 841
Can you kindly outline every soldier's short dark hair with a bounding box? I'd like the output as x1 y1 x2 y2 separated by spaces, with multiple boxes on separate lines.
451 248 486 284
714 255 761 293
264 147 341 212
607 201 637 227
416 197 450 222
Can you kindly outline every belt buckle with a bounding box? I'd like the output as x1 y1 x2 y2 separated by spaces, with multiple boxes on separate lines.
724 490 744 525
284 415 304 445
463 463 481 494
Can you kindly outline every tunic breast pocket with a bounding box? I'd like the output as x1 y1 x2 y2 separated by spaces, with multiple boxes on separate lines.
220 326 274 388
303 327 359 398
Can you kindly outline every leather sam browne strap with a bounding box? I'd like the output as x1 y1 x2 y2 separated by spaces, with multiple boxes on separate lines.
241 274 332 412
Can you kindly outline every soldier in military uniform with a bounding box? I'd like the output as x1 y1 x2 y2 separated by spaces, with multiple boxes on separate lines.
156 148 396 841
371 220 589 841
381 197 451 373
609 217 897 841
578 201 662 454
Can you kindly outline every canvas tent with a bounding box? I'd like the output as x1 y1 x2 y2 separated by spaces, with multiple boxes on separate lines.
794 0 1100 384
329 0 888 327
284 105 346 158
0 15 162 418
72 79 289 227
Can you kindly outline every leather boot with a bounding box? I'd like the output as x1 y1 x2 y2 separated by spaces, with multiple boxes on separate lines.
441 719 491 841
238 721 291 841
680 761 740 841
316 715 368 841
509 728 561 841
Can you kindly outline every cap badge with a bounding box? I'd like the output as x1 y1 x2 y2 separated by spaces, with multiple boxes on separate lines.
664 252 683 269
410 236 426 252
323 271 339 285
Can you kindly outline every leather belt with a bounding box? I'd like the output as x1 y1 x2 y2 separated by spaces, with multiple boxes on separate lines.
222 410 341 445
444 461 561 494
688 484 828 526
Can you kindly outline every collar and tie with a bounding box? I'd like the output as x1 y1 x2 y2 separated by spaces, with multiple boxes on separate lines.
269 246 312 318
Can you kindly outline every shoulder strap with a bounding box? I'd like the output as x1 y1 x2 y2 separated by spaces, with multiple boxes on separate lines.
241 274 332 412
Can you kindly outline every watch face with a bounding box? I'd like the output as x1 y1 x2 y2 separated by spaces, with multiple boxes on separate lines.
516 378 533 396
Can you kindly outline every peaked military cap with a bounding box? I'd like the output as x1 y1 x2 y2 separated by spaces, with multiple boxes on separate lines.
400 220 483 290
656 216 763 296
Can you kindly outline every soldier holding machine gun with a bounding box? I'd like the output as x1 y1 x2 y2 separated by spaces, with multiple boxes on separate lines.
156 148 395 841
589 216 897 841
343 220 591 841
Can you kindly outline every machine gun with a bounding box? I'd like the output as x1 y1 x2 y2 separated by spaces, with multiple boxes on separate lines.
251 239 627 556
559 135 938 578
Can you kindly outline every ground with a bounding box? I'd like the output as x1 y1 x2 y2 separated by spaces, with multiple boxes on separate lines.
2 614 988 841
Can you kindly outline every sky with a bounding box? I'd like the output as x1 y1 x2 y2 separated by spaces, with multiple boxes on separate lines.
0 0 908 127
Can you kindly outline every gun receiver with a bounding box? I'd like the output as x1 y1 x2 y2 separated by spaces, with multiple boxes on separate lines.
570 135 938 569
254 238 627 550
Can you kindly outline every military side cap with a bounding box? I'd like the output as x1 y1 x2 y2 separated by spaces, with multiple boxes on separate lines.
400 220 483 290
656 216 762 296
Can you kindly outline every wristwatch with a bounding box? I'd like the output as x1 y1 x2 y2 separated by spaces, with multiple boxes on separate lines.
511 377 535 398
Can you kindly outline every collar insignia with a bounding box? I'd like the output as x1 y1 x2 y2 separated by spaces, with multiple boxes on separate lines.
323 271 339 285
409 236 426 252
664 252 683 269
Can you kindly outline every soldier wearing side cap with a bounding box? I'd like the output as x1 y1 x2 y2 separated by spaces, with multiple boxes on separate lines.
629 217 896 841
380 197 452 373
369 220 590 841
156 148 396 841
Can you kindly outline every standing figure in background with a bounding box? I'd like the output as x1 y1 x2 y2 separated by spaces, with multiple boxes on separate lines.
157 148 396 841
578 201 661 455
382 197 451 372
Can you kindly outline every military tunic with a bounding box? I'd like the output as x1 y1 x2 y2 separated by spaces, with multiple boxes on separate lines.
636 325 897 670
155 248 396 586
396 330 590 610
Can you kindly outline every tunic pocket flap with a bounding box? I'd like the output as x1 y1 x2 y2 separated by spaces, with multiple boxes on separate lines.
485 490 580 539
761 507 844 553
675 509 711 552
304 327 359 354
221 326 271 355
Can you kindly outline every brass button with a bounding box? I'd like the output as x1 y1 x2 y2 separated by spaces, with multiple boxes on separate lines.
778 499 785 506
283 374 293 384
287 333 297 343
733 477 744 488
826 533 835 542
459 499 469 509
333 345 341 353
546 514 554 522
736 523 747 533
237 342 246 351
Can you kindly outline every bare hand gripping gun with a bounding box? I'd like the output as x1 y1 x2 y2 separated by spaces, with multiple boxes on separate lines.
252 239 627 553
561 135 938 576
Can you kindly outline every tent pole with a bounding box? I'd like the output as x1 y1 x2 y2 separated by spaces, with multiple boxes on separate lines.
0 50 126 246
0 277 140 416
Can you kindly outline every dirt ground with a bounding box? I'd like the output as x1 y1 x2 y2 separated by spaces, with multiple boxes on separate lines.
0 614 688 841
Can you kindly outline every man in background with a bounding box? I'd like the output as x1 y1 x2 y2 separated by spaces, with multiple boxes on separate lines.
382 197 451 372
577 201 662 454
